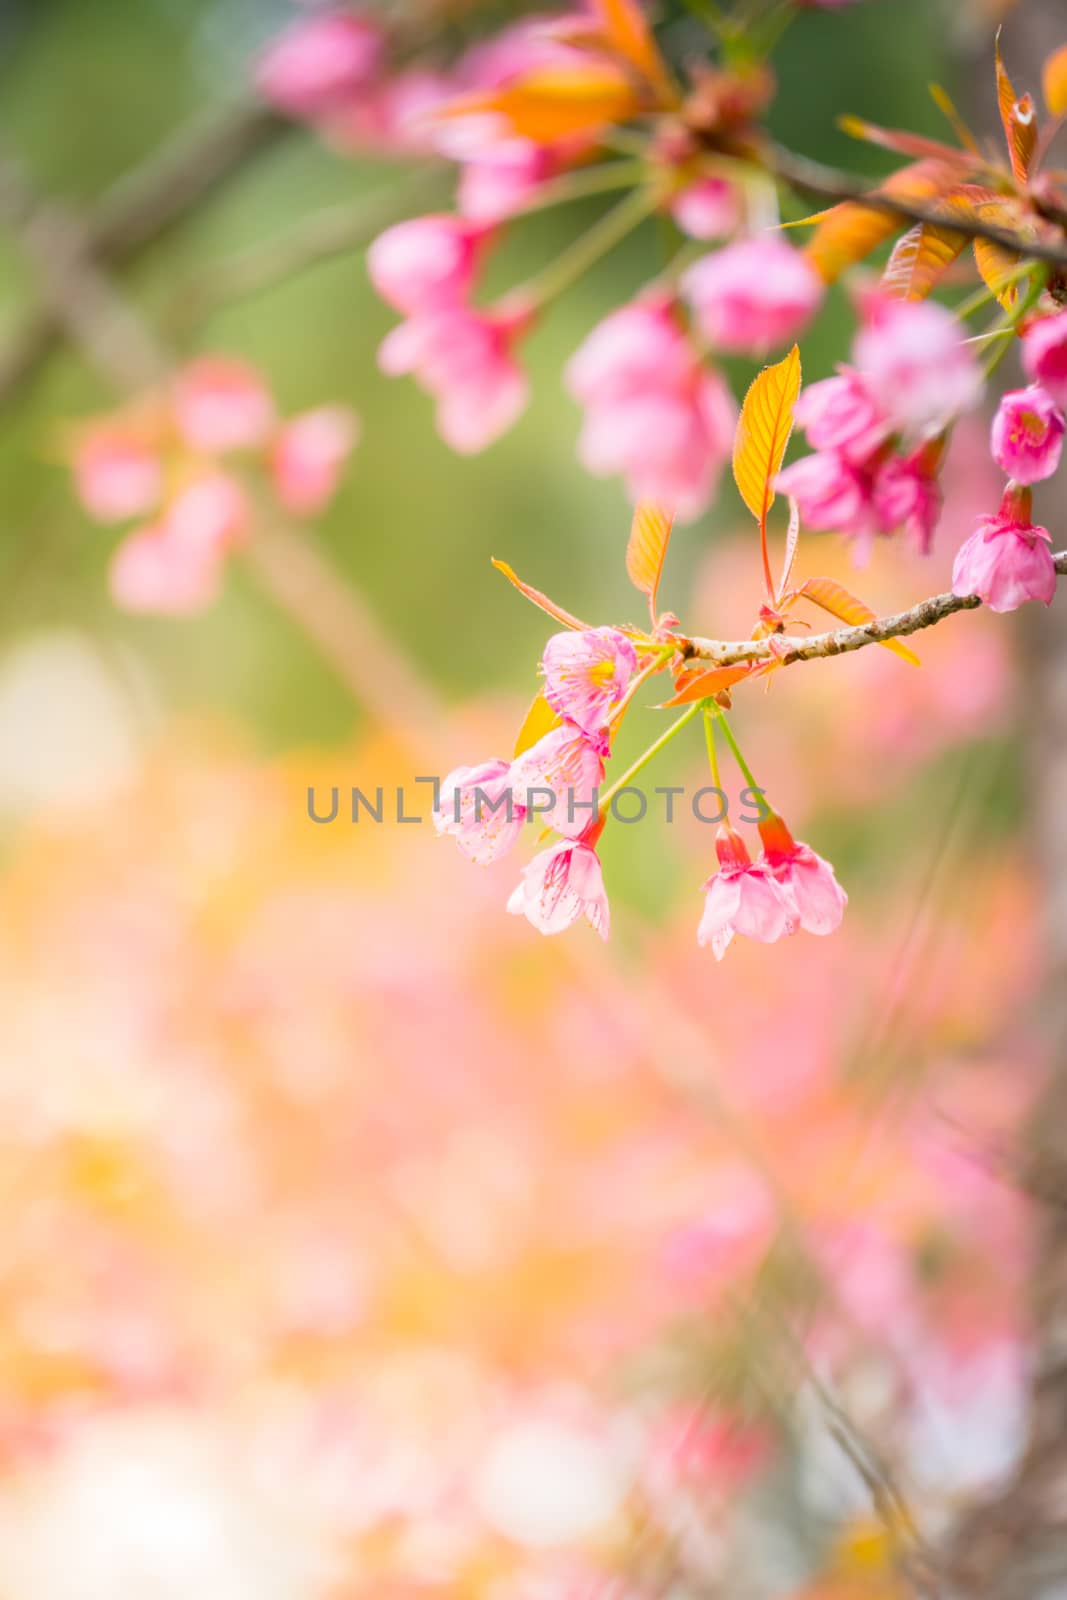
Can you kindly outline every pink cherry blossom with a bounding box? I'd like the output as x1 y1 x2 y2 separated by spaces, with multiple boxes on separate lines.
853 294 983 440
773 450 871 537
669 177 740 241
73 426 161 523
324 69 454 156
951 487 1057 614
270 407 359 515
792 370 890 463
541 627 637 739
872 450 942 554
509 725 605 839
255 9 383 118
757 814 847 936
697 824 799 961
367 215 489 315
457 141 560 224
165 473 248 554
1021 310 1067 406
990 386 1065 485
507 840 610 939
566 298 735 521
681 236 823 356
433 759 526 865
109 522 224 615
172 358 276 454
379 304 530 454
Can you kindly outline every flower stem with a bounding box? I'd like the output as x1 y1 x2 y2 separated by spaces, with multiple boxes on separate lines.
703 706 722 790
599 699 703 814
516 160 649 217
517 185 663 311
711 708 763 797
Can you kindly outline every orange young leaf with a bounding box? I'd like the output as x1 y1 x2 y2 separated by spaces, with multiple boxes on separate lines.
995 35 1038 184
837 115 973 167
660 663 757 706
1043 43 1067 116
799 576 920 666
491 559 592 631
626 503 674 619
589 0 675 102
801 159 961 284
436 64 640 145
732 346 802 528
514 689 563 758
776 496 801 606
882 219 968 300
928 83 980 153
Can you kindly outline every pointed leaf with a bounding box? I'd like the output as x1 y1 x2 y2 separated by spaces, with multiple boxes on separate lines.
514 689 563 757
1043 43 1067 116
626 503 674 617
437 63 640 144
732 346 802 529
661 663 757 706
882 219 967 299
799 576 920 666
801 159 961 284
838 115 973 167
589 0 674 102
928 83 980 153
776 496 801 606
492 559 592 631
995 35 1038 184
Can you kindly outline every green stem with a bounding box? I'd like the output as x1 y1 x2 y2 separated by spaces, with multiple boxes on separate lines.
515 159 648 217
517 185 662 310
703 707 722 790
982 266 1049 379
712 709 763 797
599 700 703 813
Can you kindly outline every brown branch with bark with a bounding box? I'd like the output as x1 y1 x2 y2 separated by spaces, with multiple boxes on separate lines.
677 554 1067 670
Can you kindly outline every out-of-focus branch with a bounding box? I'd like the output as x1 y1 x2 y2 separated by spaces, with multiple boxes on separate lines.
0 100 290 408
770 144 1067 270
679 555 1067 668
0 143 448 755
171 167 441 329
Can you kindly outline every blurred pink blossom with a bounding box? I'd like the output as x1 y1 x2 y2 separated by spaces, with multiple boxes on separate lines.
566 298 735 520
379 303 531 454
271 407 359 515
682 236 823 355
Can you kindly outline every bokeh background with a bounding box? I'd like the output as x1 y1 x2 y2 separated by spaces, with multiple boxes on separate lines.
0 1 1053 1596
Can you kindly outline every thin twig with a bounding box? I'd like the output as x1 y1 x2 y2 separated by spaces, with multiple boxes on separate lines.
680 554 1067 667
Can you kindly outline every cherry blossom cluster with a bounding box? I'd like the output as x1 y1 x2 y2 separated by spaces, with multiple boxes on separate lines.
950 311 1067 613
70 356 357 613
435 619 846 958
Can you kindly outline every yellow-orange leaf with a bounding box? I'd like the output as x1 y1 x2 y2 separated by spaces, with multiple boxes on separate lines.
437 64 640 144
1043 43 1067 115
996 35 1038 184
492 559 592 631
882 220 967 300
799 576 920 666
974 235 1022 306
514 690 562 758
732 346 801 530
802 160 960 285
660 664 756 706
626 503 674 615
590 0 674 102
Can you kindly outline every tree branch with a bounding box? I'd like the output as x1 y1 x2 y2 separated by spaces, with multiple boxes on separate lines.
679 553 1067 668
771 145 1067 271
0 100 291 408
